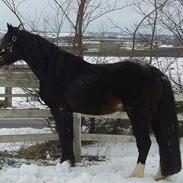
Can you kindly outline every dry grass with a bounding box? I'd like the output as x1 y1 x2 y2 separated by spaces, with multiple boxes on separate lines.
0 141 61 160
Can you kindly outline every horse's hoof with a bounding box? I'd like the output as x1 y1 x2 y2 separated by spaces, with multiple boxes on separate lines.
153 167 166 181
61 158 75 167
154 175 166 181
129 163 145 178
61 160 72 168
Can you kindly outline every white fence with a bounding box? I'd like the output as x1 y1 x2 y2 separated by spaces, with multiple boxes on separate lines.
0 108 183 162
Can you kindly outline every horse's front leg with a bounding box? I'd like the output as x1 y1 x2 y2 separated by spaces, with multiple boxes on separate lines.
126 106 151 178
50 108 75 166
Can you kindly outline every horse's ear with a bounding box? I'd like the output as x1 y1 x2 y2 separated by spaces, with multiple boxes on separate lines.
18 24 21 29
7 23 13 31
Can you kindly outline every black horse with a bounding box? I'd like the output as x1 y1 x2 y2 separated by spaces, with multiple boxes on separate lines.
0 24 181 180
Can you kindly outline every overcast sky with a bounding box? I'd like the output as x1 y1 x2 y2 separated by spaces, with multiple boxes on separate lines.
0 0 142 32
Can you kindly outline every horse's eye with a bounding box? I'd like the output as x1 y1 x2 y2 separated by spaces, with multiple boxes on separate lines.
12 36 17 42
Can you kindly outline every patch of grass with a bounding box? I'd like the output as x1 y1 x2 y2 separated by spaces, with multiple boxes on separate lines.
17 141 61 160
0 141 61 160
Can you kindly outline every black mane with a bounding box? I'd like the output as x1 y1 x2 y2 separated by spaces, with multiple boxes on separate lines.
18 29 82 81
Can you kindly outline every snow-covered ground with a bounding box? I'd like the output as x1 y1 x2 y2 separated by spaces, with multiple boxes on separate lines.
0 128 183 183
1 142 183 183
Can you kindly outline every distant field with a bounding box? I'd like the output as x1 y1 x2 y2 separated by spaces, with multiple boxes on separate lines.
61 46 183 57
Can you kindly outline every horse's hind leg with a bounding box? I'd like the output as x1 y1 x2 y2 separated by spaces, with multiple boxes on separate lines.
50 108 75 166
126 105 151 178
151 115 166 180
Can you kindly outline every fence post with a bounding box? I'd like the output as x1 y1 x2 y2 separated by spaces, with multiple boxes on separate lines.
73 113 81 162
4 87 12 107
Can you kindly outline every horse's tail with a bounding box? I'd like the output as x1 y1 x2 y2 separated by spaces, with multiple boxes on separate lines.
157 75 181 176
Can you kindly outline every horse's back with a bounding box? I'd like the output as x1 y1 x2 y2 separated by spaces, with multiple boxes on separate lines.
91 60 163 95
64 59 164 114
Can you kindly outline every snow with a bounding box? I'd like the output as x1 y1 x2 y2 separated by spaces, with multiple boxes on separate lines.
0 143 183 183
159 45 174 48
0 127 51 136
0 127 182 183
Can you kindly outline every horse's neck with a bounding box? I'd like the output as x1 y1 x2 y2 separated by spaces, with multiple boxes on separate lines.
24 39 58 82
26 57 46 82
21 34 86 83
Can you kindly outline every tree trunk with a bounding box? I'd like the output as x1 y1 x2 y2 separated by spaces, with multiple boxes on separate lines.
73 0 86 58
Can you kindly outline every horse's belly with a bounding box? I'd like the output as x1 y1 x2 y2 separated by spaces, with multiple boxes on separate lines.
75 96 125 115
99 100 124 115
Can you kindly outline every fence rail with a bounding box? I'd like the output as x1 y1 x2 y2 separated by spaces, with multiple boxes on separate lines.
0 68 183 162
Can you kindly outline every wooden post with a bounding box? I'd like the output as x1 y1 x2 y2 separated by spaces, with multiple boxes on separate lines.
73 113 81 162
4 87 12 107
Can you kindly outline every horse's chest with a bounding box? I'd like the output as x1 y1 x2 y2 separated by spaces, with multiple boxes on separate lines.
39 84 64 108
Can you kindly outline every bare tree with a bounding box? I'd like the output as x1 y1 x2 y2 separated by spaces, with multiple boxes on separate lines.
2 0 134 58
158 0 183 93
160 0 183 46
130 0 183 93
2 0 25 29
2 0 49 32
130 0 170 62
52 0 133 58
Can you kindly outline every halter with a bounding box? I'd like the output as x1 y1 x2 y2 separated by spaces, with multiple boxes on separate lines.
0 36 17 54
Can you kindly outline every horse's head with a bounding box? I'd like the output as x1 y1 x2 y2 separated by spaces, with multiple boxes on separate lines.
0 24 23 66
